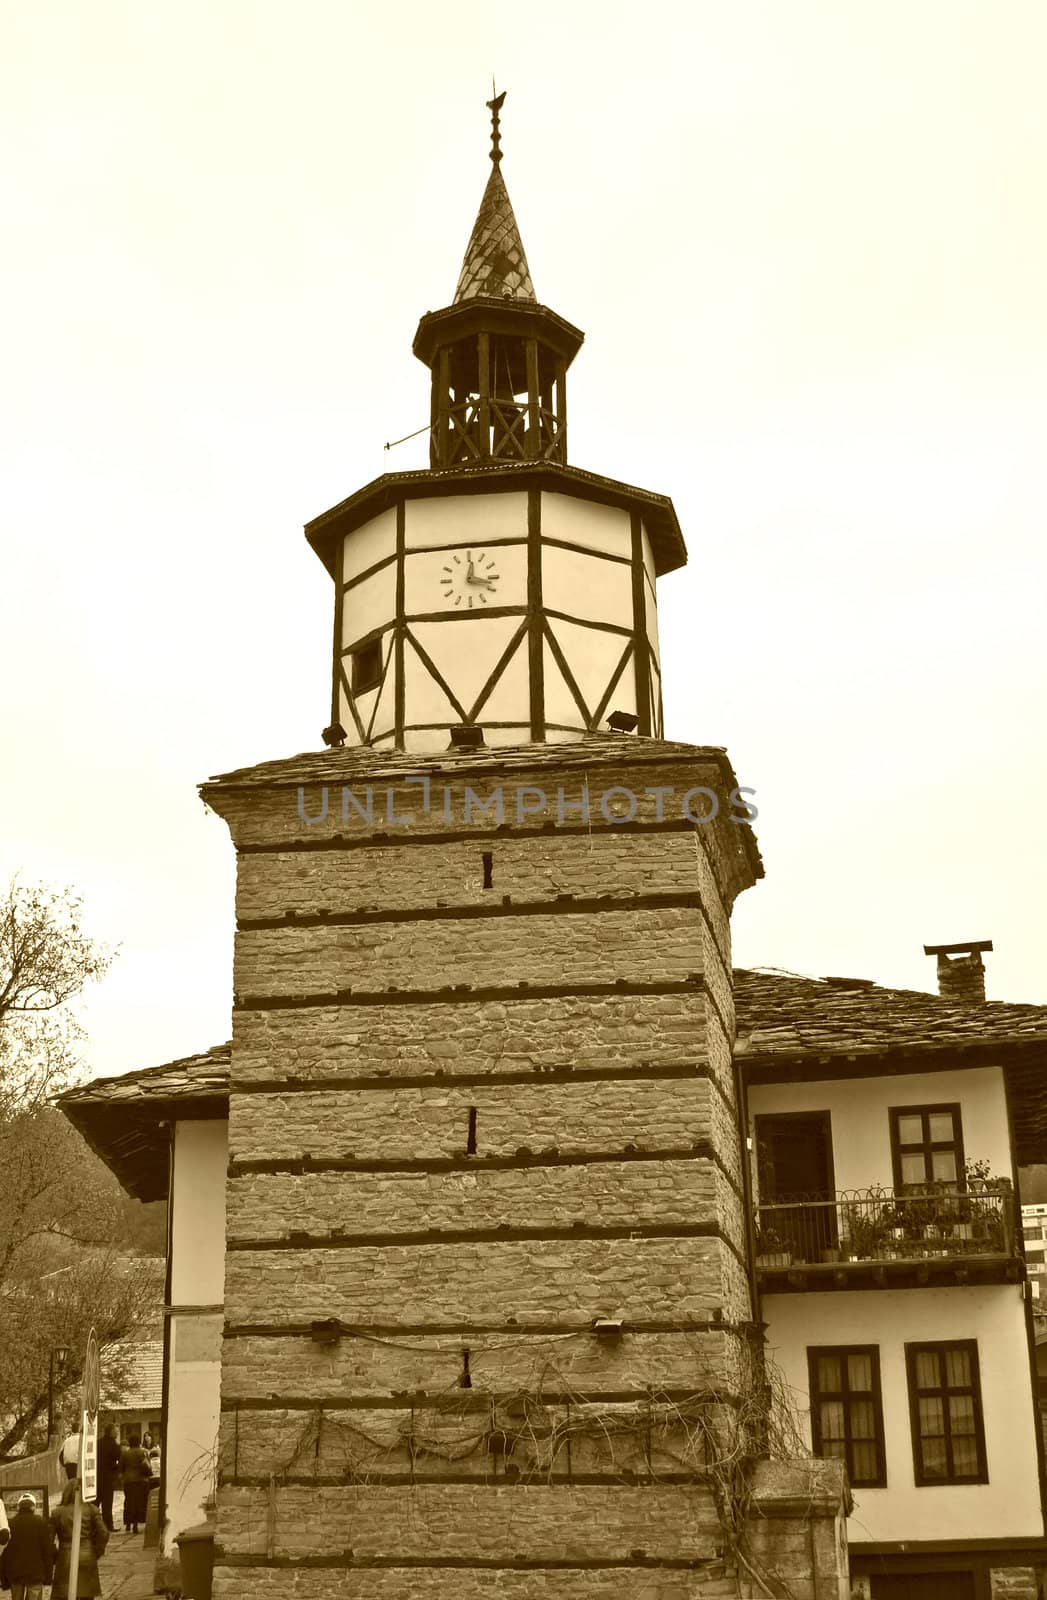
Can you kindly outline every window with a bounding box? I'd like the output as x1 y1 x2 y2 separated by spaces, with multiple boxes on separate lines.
905 1340 987 1485
351 639 383 695
890 1104 964 1189
808 1346 886 1487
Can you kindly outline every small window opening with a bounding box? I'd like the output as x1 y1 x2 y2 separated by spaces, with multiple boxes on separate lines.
460 1349 472 1388
351 639 383 695
466 1106 478 1155
482 851 494 890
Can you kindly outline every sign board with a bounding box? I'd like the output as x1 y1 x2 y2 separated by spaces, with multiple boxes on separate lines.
79 1329 100 1499
80 1409 98 1499
69 1327 99 1589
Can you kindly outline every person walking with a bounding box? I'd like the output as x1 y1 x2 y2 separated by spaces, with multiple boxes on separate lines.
0 1491 54 1600
49 1478 108 1593
59 1426 81 1481
119 1431 150 1534
96 1424 122 1532
49 1479 108 1599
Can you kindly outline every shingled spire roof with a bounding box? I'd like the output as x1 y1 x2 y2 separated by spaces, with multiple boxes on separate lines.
453 91 535 304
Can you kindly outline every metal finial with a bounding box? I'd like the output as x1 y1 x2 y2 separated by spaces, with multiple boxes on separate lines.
486 88 506 165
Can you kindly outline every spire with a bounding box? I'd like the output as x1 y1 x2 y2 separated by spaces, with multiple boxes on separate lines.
454 91 535 305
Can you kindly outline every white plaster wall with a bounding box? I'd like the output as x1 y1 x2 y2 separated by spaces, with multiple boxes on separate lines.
764 1285 1043 1542
406 493 527 548
165 1120 227 1553
407 615 523 715
342 509 396 582
170 1121 227 1307
341 563 397 648
541 543 632 626
748 1065 1012 1198
543 637 588 731
541 493 631 556
164 1315 222 1553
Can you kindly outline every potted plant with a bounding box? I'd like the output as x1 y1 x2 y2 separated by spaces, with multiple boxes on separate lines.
755 1227 791 1268
843 1206 887 1261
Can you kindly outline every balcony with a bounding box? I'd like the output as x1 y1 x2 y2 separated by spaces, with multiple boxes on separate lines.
755 1185 1021 1292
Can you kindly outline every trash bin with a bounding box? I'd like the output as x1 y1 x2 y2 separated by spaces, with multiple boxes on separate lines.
175 1521 215 1600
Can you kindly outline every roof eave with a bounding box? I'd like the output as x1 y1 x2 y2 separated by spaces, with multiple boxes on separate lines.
304 461 687 579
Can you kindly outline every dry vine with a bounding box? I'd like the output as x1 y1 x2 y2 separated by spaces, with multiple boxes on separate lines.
220 1324 814 1597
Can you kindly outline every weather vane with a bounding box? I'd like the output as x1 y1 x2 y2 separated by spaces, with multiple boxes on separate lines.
486 84 506 165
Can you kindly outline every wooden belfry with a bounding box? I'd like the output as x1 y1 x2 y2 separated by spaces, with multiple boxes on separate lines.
413 93 583 468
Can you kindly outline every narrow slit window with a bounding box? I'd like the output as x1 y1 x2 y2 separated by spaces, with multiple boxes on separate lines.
351 639 383 695
466 1106 478 1155
482 851 494 890
460 1349 472 1388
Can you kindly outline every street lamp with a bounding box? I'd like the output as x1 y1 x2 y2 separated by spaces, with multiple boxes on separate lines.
47 1346 69 1446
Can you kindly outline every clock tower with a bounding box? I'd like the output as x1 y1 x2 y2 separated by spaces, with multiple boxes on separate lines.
309 95 681 752
203 93 848 1600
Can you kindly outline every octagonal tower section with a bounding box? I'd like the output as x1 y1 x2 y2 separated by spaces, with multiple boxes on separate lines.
307 463 684 754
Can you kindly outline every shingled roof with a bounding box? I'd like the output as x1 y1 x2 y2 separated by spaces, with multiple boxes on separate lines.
59 1043 231 1202
202 732 744 789
735 968 1047 1064
58 971 1047 1188
102 1340 163 1412
454 160 535 303
735 968 1047 1166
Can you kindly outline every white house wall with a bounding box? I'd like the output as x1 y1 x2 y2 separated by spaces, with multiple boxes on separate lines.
748 1065 1012 1198
764 1285 1043 1543
166 1119 227 1554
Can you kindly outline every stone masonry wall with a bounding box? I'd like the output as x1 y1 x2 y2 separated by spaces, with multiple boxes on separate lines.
207 747 765 1599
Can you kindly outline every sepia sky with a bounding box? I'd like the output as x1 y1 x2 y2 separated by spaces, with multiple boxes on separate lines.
2 0 1045 1079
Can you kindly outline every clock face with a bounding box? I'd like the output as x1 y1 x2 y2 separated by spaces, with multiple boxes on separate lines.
439 549 501 609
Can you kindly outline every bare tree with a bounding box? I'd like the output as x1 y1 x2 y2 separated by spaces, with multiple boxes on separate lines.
0 880 157 1454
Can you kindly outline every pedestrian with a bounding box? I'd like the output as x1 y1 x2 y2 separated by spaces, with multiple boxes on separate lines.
0 1490 54 1600
96 1424 122 1532
49 1479 108 1599
141 1431 153 1451
119 1431 150 1534
59 1426 81 1481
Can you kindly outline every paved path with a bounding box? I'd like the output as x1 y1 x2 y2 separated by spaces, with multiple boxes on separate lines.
99 1527 163 1597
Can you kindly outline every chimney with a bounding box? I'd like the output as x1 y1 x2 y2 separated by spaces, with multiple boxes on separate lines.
923 940 992 1004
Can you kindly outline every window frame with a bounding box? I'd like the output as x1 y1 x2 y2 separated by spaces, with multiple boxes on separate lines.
807 1344 887 1489
904 1338 988 1487
889 1102 965 1192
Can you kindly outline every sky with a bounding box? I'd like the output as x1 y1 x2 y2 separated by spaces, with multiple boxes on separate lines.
2 0 1045 1081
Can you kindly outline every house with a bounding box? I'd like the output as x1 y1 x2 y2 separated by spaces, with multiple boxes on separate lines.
101 1340 163 1444
1023 1204 1047 1303
60 1045 228 1551
56 98 1047 1600
738 952 1047 1598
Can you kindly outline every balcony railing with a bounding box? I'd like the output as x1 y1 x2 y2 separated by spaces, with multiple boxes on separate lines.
755 1185 1018 1272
